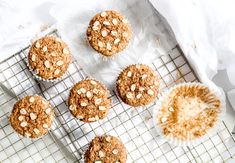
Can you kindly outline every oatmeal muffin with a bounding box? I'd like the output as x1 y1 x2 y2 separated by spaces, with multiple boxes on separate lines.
9 95 54 138
28 36 71 80
116 64 160 107
68 79 112 122
85 135 127 163
87 10 132 57
156 83 222 141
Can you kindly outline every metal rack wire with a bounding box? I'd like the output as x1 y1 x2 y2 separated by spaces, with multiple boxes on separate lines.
1 30 235 163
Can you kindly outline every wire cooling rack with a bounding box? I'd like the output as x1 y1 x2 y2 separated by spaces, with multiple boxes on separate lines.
0 30 235 163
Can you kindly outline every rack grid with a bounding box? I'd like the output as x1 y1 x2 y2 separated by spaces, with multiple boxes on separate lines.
1 30 235 163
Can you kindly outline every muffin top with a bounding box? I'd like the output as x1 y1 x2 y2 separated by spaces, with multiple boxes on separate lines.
116 64 160 107
87 10 132 57
157 83 221 141
10 95 54 138
68 79 112 122
85 135 127 163
28 36 71 80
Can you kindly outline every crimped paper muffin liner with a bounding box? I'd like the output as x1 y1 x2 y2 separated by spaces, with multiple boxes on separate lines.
67 78 112 123
153 82 225 146
115 63 160 109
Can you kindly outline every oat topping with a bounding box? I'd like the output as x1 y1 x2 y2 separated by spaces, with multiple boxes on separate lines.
98 41 104 48
77 115 84 119
98 106 106 111
25 132 31 137
51 51 57 57
168 107 174 112
95 98 102 105
93 21 100 26
90 80 97 85
43 124 49 129
161 117 167 123
114 38 120 45
130 84 136 91
42 99 48 105
35 42 40 48
127 71 132 77
95 115 99 120
63 48 70 55
122 32 128 37
136 65 141 69
154 81 159 86
99 150 105 158
87 10 132 57
81 102 87 107
69 105 76 111
147 89 154 95
80 88 86 93
10 96 54 138
142 74 148 79
68 79 112 122
42 46 47 52
136 93 142 99
101 11 107 17
45 108 51 114
85 135 127 163
77 89 81 94
30 113 37 120
103 21 110 26
92 26 99 31
117 64 160 106
56 60 64 66
126 92 134 99
106 43 112 50
44 60 50 68
112 18 118 25
33 128 40 134
31 54 36 61
139 87 145 92
28 36 71 80
29 97 35 103
101 30 107 37
106 136 111 142
20 121 27 127
20 108 27 115
88 117 96 122
93 88 99 94
54 69 60 75
95 161 102 163
112 149 119 155
86 91 92 98
18 116 24 121
122 19 128 23
111 30 118 36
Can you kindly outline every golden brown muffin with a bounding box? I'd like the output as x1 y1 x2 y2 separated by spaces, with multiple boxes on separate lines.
87 10 132 57
10 95 54 138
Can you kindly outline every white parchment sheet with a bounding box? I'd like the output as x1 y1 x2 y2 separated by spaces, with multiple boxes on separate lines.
50 0 176 89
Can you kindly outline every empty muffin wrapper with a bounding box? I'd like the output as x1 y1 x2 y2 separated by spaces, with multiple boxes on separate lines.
153 82 226 146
